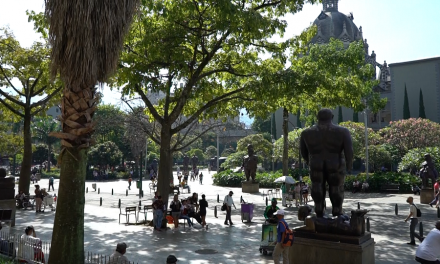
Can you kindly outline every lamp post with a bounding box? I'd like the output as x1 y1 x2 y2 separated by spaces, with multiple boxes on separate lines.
217 133 219 172
364 106 369 180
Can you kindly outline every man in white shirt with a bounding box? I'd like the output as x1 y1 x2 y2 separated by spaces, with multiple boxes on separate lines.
224 191 236 226
109 242 129 264
405 196 423 245
415 221 440 264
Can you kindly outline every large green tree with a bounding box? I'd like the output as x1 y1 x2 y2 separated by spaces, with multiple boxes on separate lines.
253 38 384 175
0 29 62 194
32 117 60 172
45 1 138 263
110 0 323 201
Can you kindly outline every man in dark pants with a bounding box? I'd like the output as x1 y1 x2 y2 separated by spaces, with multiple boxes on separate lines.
223 191 236 225
405 196 423 245
415 221 440 263
300 109 353 217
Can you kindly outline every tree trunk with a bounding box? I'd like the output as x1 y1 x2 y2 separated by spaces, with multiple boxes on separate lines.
47 143 52 172
282 108 289 176
18 111 32 194
49 148 86 264
157 125 173 204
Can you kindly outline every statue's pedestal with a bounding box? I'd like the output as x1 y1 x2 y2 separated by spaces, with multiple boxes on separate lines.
290 231 375 264
420 189 434 204
242 182 259 193
0 199 16 227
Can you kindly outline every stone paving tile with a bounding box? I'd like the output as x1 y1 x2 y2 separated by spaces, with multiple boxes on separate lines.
5 170 439 263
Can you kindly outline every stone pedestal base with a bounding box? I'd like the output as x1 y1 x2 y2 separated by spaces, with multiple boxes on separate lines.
242 182 259 193
421 189 434 204
290 235 375 264
0 199 16 227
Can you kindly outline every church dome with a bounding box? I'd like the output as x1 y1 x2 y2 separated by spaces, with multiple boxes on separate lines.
310 0 363 45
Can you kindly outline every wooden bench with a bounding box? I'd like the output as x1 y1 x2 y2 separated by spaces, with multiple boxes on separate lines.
380 184 400 192
119 206 137 224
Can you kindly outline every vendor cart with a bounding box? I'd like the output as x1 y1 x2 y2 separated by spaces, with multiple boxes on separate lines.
241 202 254 223
259 223 277 255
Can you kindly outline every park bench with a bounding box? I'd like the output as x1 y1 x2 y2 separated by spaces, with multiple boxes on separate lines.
380 183 400 192
143 205 153 222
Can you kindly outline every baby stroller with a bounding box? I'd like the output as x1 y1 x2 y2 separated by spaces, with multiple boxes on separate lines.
43 195 57 211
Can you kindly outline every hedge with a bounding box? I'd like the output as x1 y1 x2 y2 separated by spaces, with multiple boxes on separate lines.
213 169 420 193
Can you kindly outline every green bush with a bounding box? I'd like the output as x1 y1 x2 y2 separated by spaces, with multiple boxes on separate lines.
398 147 440 173
289 168 310 179
213 169 285 188
344 172 420 192
41 170 60 179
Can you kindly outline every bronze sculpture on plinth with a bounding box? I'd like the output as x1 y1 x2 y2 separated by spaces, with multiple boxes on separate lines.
419 154 438 189
242 144 258 182
299 109 367 236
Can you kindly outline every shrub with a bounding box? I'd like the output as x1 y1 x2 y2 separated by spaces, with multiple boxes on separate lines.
213 169 286 188
344 172 420 192
398 147 440 174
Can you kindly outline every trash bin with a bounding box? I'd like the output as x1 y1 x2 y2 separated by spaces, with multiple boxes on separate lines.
136 180 141 189
241 203 254 223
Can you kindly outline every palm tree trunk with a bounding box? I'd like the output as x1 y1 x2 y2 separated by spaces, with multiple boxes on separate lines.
49 148 86 263
49 86 96 264
157 124 172 203
18 110 32 194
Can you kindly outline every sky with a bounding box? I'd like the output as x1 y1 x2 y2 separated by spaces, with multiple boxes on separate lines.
1 0 439 125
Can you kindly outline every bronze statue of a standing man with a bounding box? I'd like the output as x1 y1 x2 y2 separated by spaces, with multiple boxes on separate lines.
300 109 353 218
242 144 258 182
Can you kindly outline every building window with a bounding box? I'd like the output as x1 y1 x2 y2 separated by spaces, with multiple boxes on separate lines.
56 108 59 113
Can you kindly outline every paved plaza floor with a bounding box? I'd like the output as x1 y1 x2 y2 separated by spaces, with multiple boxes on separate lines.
5 169 439 263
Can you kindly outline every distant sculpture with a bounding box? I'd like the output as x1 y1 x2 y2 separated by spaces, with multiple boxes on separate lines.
300 108 353 218
242 144 258 182
420 154 439 189
183 155 190 172
191 155 199 171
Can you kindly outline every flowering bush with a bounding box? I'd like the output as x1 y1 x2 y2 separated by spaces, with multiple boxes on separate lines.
380 118 440 159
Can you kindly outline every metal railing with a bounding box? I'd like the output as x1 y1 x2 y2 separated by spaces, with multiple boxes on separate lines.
0 230 50 263
0 231 137 264
85 251 138 264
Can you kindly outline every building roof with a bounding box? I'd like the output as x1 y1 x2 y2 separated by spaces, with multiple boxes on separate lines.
388 56 440 67
311 0 362 45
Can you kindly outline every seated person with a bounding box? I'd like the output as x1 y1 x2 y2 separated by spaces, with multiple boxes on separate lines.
413 185 421 195
18 225 44 263
362 182 369 192
16 190 26 208
264 198 280 224
188 193 199 213
179 200 194 228
187 203 203 226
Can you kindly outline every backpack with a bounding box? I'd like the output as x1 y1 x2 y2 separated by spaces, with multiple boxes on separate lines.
413 204 422 217
280 221 294 247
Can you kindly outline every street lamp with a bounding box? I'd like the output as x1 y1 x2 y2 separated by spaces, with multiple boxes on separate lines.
363 103 369 180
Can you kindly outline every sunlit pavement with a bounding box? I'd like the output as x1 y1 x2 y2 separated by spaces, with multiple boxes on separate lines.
7 170 438 264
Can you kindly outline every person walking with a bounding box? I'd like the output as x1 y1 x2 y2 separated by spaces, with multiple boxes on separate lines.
199 172 203 185
223 191 236 226
128 176 132 190
152 196 165 231
48 177 55 191
405 196 423 245
273 209 289 264
415 221 440 264
199 194 208 228
429 179 439 207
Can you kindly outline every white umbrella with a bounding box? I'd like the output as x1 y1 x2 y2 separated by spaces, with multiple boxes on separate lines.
274 176 295 184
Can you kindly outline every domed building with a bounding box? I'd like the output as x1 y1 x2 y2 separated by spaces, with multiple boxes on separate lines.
309 0 392 130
